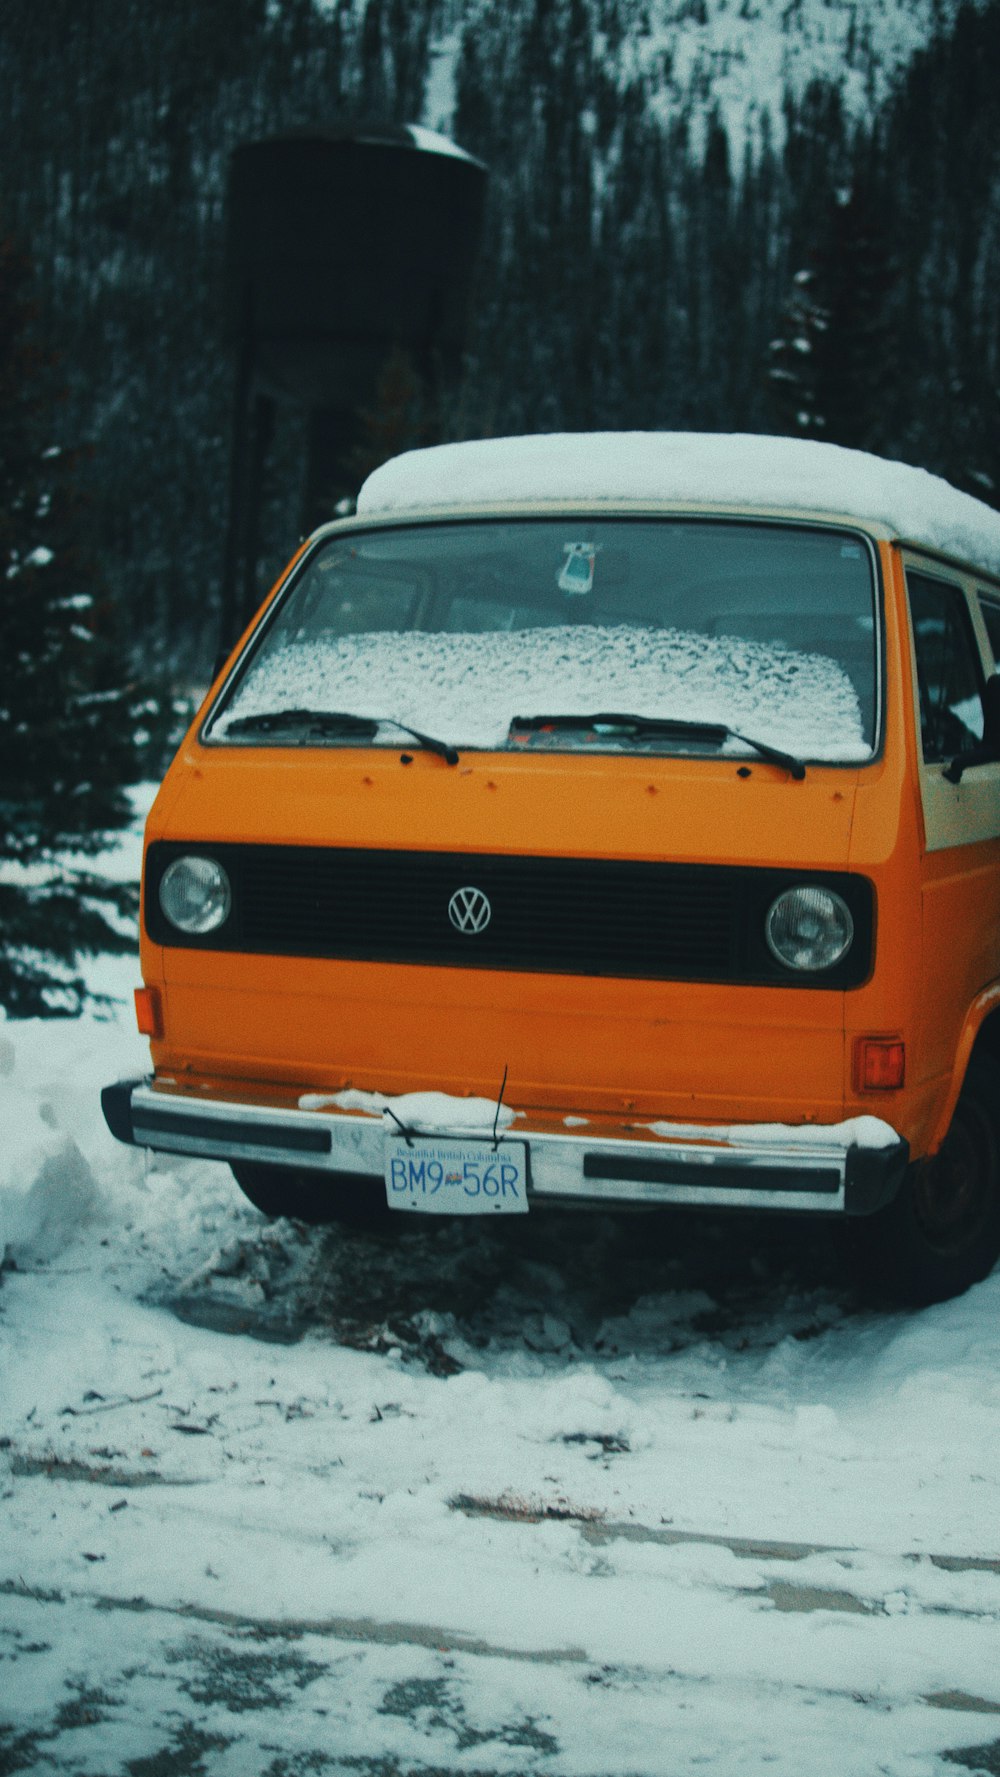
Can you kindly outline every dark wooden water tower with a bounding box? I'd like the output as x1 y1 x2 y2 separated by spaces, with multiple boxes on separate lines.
220 124 487 647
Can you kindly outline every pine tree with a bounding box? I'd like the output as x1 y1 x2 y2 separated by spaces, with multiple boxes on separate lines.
765 268 830 436
0 238 142 1016
767 132 898 452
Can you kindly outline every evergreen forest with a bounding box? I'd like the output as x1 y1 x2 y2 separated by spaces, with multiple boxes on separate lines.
1 0 999 681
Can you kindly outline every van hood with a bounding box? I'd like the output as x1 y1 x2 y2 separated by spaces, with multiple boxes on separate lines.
150 740 862 870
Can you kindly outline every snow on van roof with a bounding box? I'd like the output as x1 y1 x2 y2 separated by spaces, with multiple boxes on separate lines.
356 432 1000 576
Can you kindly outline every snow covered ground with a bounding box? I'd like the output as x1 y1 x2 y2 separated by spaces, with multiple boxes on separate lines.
2 804 1000 1776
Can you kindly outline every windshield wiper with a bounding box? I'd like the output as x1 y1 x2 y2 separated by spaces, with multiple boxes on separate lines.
222 707 459 764
225 708 377 739
509 711 806 780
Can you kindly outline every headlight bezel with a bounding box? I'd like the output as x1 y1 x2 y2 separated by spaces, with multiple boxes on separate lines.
764 884 856 974
157 854 232 937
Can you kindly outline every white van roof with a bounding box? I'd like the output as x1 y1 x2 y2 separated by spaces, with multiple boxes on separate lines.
357 432 1000 578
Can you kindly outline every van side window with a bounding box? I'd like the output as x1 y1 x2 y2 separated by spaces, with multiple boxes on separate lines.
978 594 1000 667
907 572 985 763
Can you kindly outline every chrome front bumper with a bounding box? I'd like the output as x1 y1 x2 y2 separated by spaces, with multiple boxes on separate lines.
102 1079 908 1217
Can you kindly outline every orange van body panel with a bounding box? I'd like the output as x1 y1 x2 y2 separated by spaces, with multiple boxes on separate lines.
876 547 1000 1153
150 955 847 1124
841 542 928 1141
929 982 1000 1152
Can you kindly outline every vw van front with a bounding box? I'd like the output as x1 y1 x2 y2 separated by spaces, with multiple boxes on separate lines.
102 434 1000 1304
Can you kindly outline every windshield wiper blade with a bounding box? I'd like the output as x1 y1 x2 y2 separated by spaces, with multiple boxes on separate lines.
511 711 725 739
223 707 459 764
225 708 378 738
509 711 805 779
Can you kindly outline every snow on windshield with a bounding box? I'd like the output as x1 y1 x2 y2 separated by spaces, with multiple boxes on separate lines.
217 622 870 760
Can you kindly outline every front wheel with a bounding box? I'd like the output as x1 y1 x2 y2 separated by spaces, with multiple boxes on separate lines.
230 1162 393 1229
854 1056 1000 1304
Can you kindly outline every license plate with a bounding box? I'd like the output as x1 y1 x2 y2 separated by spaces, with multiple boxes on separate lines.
384 1139 529 1215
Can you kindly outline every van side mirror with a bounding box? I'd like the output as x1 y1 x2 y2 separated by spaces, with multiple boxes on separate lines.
944 673 1000 782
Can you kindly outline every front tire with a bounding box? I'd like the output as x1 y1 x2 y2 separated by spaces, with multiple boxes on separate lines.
230 1162 392 1229
856 1056 1000 1304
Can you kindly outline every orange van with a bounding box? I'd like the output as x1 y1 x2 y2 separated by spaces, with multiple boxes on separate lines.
103 433 1000 1303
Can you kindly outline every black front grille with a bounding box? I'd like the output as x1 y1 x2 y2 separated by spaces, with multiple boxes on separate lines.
146 842 874 988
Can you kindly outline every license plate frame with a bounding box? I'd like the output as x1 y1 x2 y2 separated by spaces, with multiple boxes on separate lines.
384 1137 530 1215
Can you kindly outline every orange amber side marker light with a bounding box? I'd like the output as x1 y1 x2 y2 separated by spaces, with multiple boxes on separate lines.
134 986 163 1039
854 1037 905 1092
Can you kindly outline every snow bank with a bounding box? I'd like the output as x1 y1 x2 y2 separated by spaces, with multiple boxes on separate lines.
0 1126 100 1265
0 1016 119 1263
357 433 1000 578
220 622 870 759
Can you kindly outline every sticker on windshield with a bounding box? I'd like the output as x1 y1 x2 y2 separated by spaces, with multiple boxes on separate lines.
558 542 599 596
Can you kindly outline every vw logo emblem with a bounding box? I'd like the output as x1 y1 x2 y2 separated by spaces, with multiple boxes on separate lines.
448 885 492 935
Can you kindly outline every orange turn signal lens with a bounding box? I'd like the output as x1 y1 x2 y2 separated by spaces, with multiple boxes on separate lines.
134 986 163 1039
854 1037 905 1091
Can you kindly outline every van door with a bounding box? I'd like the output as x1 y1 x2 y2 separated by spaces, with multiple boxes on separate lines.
904 560 1000 1095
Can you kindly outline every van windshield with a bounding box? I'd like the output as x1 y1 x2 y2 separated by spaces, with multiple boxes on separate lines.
210 518 878 762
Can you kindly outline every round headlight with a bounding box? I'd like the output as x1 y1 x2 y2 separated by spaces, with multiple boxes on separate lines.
765 886 854 972
159 855 231 935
